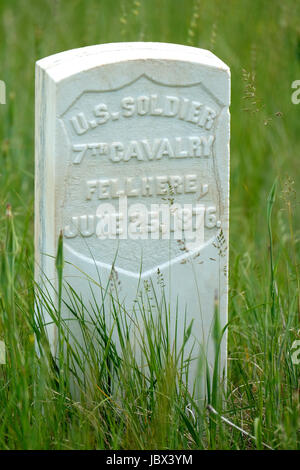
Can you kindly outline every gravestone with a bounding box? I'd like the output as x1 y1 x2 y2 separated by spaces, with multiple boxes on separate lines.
35 43 230 399
0 80 5 105
0 340 5 365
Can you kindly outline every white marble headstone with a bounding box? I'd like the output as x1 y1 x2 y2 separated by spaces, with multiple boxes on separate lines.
35 42 230 398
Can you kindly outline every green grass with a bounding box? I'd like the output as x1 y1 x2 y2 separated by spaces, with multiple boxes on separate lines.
0 0 299 450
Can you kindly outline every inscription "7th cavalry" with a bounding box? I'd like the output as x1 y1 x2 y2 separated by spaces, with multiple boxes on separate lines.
71 135 215 164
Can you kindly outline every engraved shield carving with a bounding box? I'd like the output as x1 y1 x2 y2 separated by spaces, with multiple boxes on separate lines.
58 75 224 277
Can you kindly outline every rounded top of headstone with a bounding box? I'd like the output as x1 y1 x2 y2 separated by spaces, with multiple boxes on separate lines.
36 42 230 82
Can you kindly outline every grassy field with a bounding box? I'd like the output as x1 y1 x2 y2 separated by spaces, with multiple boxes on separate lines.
0 0 299 450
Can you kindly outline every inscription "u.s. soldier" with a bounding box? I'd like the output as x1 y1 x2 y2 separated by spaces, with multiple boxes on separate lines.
70 93 217 135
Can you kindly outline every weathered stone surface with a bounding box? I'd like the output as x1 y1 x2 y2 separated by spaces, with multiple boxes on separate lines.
35 42 230 398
